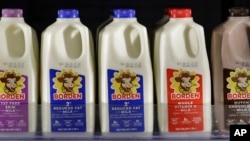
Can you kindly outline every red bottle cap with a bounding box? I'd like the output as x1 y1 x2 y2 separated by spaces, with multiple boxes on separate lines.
166 8 192 18
164 8 171 15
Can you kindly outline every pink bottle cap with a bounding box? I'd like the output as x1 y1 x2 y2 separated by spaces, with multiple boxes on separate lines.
2 9 23 17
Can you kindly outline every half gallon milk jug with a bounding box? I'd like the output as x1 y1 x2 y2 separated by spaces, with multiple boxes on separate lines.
154 8 211 133
0 9 38 133
41 9 95 133
211 7 250 133
98 9 154 134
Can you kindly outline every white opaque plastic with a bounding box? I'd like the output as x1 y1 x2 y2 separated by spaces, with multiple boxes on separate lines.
0 15 39 132
154 15 211 133
41 16 95 133
98 15 154 133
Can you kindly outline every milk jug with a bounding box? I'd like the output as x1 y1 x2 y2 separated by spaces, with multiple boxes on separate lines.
98 9 154 134
0 9 38 132
211 7 250 133
41 9 95 133
154 8 211 133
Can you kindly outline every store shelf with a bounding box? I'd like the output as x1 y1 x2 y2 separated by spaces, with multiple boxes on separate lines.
0 133 229 141
0 105 233 140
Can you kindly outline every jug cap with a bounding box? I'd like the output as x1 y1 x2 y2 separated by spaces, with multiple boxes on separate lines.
1 9 23 18
229 7 249 16
58 9 79 18
168 8 192 18
113 9 136 18
164 8 171 16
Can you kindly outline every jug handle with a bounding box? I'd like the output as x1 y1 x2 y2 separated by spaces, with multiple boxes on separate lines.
11 24 30 57
185 24 202 58
222 22 250 62
136 26 148 58
69 24 91 57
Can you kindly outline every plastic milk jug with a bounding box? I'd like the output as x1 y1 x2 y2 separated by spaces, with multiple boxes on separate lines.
154 8 211 133
0 9 38 132
211 7 250 132
98 9 154 134
41 9 95 133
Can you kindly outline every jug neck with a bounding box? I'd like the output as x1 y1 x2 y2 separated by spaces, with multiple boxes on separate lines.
169 17 193 22
113 17 137 22
1 17 24 22
227 16 250 21
56 18 80 22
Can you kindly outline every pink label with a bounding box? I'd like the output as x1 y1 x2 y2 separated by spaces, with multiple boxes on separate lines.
0 70 28 132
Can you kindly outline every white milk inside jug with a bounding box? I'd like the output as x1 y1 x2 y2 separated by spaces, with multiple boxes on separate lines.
98 9 153 135
0 9 38 132
41 9 95 134
154 8 211 133
212 7 250 133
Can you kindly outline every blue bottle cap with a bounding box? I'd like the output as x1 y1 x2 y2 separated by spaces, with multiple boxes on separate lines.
58 9 79 18
113 9 136 18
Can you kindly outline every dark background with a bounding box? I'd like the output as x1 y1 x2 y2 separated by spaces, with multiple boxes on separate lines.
1 0 245 53
0 0 250 105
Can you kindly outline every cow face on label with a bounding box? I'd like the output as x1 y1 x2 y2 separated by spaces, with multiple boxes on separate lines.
57 72 78 94
0 72 21 94
231 72 250 94
175 71 195 93
115 72 136 94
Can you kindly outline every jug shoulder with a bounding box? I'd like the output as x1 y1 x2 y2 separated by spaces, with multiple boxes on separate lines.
42 20 88 35
160 21 203 34
0 20 31 30
221 21 250 35
221 19 250 29
109 19 144 27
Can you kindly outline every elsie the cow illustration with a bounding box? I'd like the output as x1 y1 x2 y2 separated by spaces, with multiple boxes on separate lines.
57 72 78 94
115 72 136 94
231 72 250 93
175 71 195 93
0 73 21 94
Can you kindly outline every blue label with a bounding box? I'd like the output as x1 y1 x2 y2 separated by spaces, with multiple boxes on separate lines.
108 69 144 132
50 69 86 132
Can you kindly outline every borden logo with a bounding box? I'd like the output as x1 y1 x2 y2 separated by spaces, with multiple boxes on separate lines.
227 68 250 100
0 70 25 100
170 70 200 100
53 69 83 100
111 69 141 100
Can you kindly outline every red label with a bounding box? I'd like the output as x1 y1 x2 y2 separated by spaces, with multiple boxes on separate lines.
167 69 203 132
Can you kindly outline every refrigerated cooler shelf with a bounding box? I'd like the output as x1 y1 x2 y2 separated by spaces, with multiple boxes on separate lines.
0 105 235 140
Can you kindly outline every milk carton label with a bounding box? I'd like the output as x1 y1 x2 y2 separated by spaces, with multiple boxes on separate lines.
224 68 250 129
167 69 203 132
108 69 144 132
0 70 28 132
50 69 86 132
